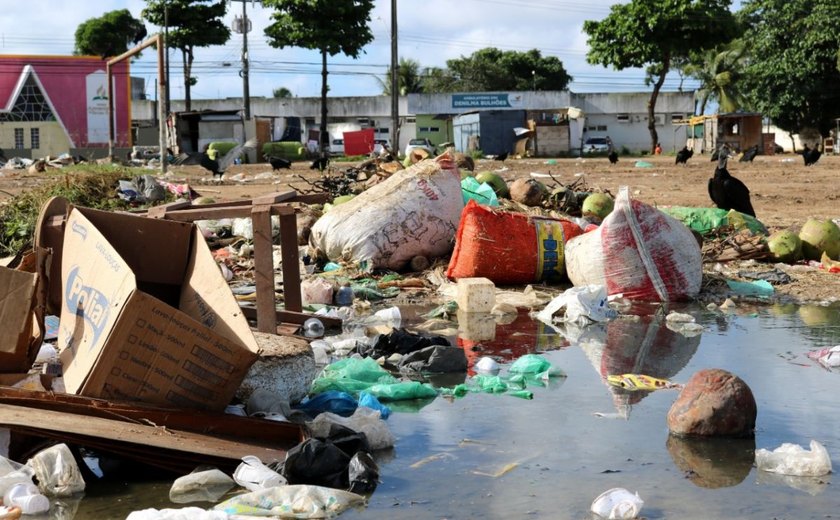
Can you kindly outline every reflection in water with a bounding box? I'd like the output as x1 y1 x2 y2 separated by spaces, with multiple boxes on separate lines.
574 315 700 417
666 435 755 488
755 469 831 496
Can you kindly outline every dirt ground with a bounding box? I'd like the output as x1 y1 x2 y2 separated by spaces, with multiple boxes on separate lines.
1 150 838 304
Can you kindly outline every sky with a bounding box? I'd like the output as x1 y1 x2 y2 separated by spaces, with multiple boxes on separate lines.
0 0 738 103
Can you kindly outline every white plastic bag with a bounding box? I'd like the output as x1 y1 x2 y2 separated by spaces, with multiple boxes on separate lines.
233 455 286 492
169 469 236 504
591 487 644 519
25 443 85 497
309 154 464 270
565 186 702 301
307 407 395 451
535 285 616 326
214 484 365 518
755 440 833 476
126 507 229 520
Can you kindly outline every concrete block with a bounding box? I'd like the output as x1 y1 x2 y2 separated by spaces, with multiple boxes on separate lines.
456 277 495 313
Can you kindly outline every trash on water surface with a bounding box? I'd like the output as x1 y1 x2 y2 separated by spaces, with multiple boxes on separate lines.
591 487 644 519
755 440 833 477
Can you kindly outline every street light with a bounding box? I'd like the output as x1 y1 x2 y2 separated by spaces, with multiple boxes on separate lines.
532 70 536 91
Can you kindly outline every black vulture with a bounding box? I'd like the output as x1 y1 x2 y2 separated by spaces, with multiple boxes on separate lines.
494 152 509 162
200 138 257 180
739 145 759 163
265 155 292 170
675 146 693 165
708 162 755 217
608 150 618 164
310 156 329 171
803 145 822 166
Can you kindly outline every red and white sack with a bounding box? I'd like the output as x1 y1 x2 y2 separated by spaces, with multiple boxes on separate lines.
565 187 702 301
309 153 463 271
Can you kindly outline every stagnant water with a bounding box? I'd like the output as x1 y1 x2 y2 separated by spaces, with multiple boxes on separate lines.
42 301 840 519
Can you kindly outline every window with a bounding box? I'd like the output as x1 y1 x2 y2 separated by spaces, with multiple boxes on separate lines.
617 114 630 123
671 113 685 122
14 128 24 149
597 125 608 131
418 127 440 133
30 128 40 149
0 76 55 123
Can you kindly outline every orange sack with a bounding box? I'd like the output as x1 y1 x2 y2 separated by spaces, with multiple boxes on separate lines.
447 200 583 284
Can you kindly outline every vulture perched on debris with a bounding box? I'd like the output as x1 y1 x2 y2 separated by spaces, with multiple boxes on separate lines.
708 159 755 217
200 138 257 180
675 146 693 165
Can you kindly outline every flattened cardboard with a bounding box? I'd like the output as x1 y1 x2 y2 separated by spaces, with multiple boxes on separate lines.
0 267 38 372
58 207 259 411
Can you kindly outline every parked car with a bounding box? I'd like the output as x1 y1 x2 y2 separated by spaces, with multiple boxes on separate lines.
405 138 435 157
329 138 345 156
583 137 610 154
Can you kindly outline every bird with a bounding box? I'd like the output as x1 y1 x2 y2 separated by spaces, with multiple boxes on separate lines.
710 143 731 166
265 155 291 170
200 138 257 180
310 156 329 171
494 152 508 162
739 145 759 163
708 160 756 217
608 150 618 164
675 146 693 165
803 144 822 166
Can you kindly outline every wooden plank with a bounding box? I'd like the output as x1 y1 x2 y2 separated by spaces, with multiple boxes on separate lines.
252 204 277 333
278 211 302 312
241 307 342 329
253 190 298 205
147 200 191 219
0 403 282 462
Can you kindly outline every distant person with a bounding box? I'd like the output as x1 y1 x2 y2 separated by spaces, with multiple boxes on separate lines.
654 143 662 155
606 135 614 153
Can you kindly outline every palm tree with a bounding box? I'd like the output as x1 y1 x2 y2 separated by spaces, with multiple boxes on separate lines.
377 58 425 95
682 39 748 114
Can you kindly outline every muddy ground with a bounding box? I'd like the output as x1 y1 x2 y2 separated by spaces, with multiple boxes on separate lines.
1 151 838 304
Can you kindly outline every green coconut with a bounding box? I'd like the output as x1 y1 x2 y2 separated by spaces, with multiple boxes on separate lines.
799 218 840 260
581 193 615 221
767 229 803 263
475 171 509 198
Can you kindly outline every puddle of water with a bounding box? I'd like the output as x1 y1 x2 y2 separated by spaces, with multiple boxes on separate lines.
54 303 840 519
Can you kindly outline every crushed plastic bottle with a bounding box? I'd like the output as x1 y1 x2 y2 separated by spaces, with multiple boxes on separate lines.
303 318 325 338
335 283 354 307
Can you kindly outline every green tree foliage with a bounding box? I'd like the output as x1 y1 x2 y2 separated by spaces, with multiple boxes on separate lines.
273 87 294 99
584 0 737 152
142 0 231 112
681 39 748 114
74 9 148 58
378 58 425 96
738 0 840 138
263 0 375 157
423 48 571 93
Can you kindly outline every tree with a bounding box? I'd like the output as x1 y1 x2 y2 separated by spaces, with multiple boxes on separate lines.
378 58 425 96
738 0 840 138
422 48 571 93
142 0 231 112
681 39 748 114
584 0 737 152
263 0 375 158
273 87 294 99
74 9 148 58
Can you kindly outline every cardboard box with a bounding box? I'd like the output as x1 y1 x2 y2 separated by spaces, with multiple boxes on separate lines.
0 266 40 373
58 206 260 411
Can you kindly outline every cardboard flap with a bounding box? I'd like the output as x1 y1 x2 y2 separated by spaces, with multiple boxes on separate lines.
179 229 259 353
0 267 37 356
75 206 194 286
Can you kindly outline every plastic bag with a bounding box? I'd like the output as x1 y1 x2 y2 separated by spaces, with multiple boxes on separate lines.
233 456 287 492
660 206 767 236
755 440 833 476
365 381 438 402
461 177 499 206
213 485 365 518
307 407 395 451
565 187 702 301
591 487 644 519
127 508 229 520
309 153 464 270
25 444 85 497
169 469 236 504
535 285 616 326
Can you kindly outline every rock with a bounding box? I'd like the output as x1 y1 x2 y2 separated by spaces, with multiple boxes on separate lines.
667 369 756 437
236 333 317 404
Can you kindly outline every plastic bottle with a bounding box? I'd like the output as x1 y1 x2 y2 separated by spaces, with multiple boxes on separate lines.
3 482 50 515
303 318 325 338
335 283 354 307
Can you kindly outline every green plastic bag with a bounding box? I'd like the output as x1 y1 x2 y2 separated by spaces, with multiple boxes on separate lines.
367 381 439 401
310 357 399 396
461 176 499 207
509 354 552 374
660 206 767 236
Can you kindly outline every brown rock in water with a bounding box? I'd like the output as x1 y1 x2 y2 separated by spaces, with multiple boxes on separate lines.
667 368 756 437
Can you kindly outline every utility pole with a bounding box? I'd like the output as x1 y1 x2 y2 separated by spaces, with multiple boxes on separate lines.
231 0 252 120
390 0 399 154
164 2 170 116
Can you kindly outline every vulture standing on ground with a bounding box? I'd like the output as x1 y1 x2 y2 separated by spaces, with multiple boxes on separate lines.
310 157 329 171
266 155 292 170
803 144 822 166
675 146 693 165
608 150 618 164
739 145 759 163
708 158 756 217
201 138 257 180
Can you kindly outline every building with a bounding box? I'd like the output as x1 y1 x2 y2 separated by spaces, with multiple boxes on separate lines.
0 56 132 158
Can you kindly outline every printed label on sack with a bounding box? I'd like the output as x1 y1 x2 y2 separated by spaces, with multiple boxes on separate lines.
534 219 565 281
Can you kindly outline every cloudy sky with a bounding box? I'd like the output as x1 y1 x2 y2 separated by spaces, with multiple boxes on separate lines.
0 0 733 103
